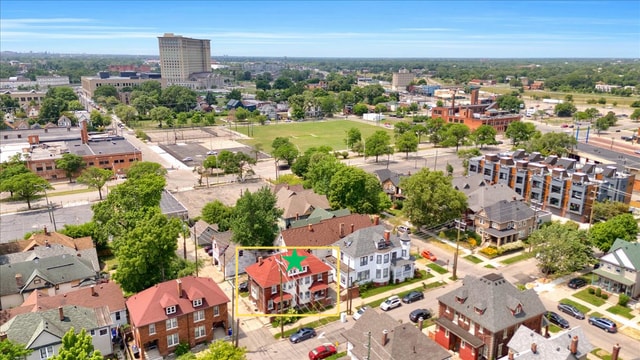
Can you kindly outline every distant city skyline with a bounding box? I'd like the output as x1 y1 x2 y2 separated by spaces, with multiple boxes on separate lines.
1 1 638 58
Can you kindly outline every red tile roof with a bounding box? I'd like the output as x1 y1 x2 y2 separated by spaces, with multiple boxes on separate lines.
280 214 373 247
5 282 126 322
245 250 331 288
126 276 229 327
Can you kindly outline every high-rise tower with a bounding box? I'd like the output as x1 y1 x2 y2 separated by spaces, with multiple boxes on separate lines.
158 33 211 85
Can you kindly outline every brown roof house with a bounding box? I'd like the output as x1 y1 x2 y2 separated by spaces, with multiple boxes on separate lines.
126 276 230 360
342 310 452 360
373 169 408 201
273 184 331 229
434 273 546 360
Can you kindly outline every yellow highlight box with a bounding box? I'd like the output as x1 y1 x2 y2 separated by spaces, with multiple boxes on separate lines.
234 246 341 318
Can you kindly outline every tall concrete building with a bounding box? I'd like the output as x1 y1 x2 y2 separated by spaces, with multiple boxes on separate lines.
158 33 211 86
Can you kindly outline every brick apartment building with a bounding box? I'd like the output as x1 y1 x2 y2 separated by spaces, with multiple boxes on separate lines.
126 277 230 360
431 89 521 132
468 151 634 222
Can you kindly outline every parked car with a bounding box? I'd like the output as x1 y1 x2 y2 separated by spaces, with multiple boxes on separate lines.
238 281 249 292
409 309 432 323
182 157 193 162
420 250 437 261
353 306 369 321
398 225 411 234
557 303 585 320
289 327 316 343
588 317 617 333
206 150 218 155
402 291 424 304
567 278 587 289
561 124 569 128
380 295 402 311
308 344 337 360
545 311 570 329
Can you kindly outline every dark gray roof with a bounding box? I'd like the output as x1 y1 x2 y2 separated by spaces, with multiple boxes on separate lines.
0 305 111 349
160 190 188 220
466 184 522 213
482 200 535 223
373 169 406 187
452 174 487 194
556 157 576 170
506 325 593 360
335 225 399 258
0 254 98 296
437 273 546 333
290 208 351 228
0 244 99 272
342 310 451 360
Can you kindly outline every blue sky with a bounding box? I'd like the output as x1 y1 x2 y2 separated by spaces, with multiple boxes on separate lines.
1 1 638 58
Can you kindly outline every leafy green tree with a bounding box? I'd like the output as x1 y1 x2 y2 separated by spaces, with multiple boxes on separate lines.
396 132 418 159
76 167 113 200
114 104 137 125
594 117 610 134
93 85 118 101
0 163 30 197
319 95 337 117
597 97 607 105
457 148 482 176
2 172 52 209
191 340 247 360
328 167 382 214
505 121 537 145
555 102 577 117
589 213 638 252
59 221 96 239
67 100 84 111
630 108 640 122
529 222 593 277
231 187 282 247
471 125 497 148
89 109 110 128
55 153 86 183
131 93 157 116
593 201 630 222
273 174 304 185
51 328 102 360
160 86 197 113
201 200 234 231
272 141 299 166
412 124 428 143
524 132 576 156
365 130 393 162
495 95 523 113
126 161 167 180
39 97 67 123
344 127 362 150
353 103 369 116
304 153 346 194
149 106 173 128
0 338 33 359
400 168 467 229
291 146 333 178
216 151 256 180
442 123 471 151
393 122 412 137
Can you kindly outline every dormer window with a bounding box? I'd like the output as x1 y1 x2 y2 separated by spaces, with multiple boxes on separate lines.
166 305 177 315
474 307 485 315
512 304 522 315
193 298 203 307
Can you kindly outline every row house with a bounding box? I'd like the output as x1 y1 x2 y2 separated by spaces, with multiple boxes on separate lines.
434 273 546 360
593 239 640 298
126 277 230 360
468 152 634 222
245 250 331 315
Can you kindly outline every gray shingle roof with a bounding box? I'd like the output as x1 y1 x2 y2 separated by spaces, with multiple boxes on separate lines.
0 244 100 272
437 273 546 333
482 200 535 223
373 169 406 187
505 326 593 360
336 225 400 258
466 184 522 213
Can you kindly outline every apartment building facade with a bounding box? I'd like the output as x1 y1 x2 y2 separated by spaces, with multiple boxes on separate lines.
158 33 211 86
468 152 634 222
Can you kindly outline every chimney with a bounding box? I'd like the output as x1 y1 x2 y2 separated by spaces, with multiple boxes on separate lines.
471 88 479 105
531 343 537 354
308 224 313 231
80 119 89 144
176 279 182 298
43 226 49 235
91 285 96 296
382 329 389 346
611 344 621 360
350 224 354 233
570 336 578 355
58 306 64 321
258 256 263 265
508 350 514 360
15 273 23 288
45 239 50 248
373 216 380 225
296 212 299 220
339 223 345 237
384 230 391 244
0 332 6 341
418 317 424 331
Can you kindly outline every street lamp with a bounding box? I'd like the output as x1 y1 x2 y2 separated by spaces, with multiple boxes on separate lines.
41 186 57 231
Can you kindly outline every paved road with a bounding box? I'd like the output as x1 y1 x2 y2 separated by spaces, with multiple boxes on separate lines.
0 204 93 242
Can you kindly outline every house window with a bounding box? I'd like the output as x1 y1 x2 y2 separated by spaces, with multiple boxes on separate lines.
100 329 108 336
461 340 466 349
166 317 178 330
239 250 244 257
383 268 388 278
195 325 206 338
376 255 382 264
479 218 485 225
357 270 370 281
376 269 381 279
305 290 310 299
193 298 203 307
383 254 389 263
360 256 368 266
115 311 121 321
194 310 205 322
445 329 450 338
268 299 274 310
402 250 407 257
167 333 179 347
149 323 156 335
317 274 323 281
166 305 176 315
305 276 311 285
40 346 55 359
90 329 95 336
213 305 220 317
271 285 277 294
370 255 373 261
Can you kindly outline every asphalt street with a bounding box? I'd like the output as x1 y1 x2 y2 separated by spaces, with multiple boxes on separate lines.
0 204 93 242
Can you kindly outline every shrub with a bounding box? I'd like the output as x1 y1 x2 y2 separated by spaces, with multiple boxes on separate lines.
498 240 526 254
174 342 191 356
618 294 630 307
468 238 477 249
601 293 609 300
595 288 602 297
135 129 147 140
480 246 498 257
588 287 595 294
438 231 446 239
393 200 404 210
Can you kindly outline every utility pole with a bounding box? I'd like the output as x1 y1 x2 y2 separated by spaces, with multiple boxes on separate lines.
366 331 372 360
227 279 235 345
452 219 461 280
279 260 284 338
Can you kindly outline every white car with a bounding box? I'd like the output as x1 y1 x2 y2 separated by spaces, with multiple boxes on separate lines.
353 306 369 321
206 150 218 156
380 296 402 311
182 157 193 162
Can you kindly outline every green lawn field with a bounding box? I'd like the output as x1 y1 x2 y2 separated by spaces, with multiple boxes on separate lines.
236 119 394 153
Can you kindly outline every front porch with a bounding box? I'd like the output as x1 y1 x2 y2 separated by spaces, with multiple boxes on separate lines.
481 227 519 247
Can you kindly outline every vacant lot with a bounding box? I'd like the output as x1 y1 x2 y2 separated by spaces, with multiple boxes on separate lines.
235 119 394 153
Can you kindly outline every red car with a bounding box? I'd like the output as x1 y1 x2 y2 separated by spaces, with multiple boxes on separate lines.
308 344 337 360
421 250 437 261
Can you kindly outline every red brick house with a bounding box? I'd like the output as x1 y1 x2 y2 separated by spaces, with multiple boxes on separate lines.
434 273 545 360
245 250 331 315
126 276 229 360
